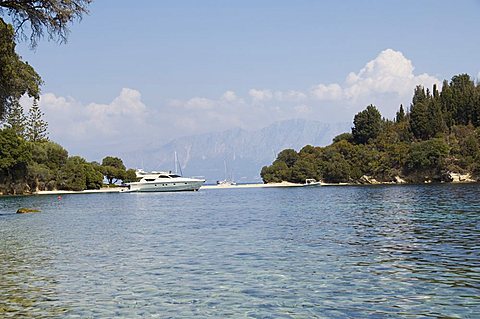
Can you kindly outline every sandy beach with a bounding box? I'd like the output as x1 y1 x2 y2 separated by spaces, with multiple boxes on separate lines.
34 182 305 195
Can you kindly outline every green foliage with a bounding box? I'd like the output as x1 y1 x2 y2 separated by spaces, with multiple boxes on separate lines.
395 104 406 123
101 156 127 184
0 19 42 120
56 156 87 191
0 128 31 171
55 156 102 191
123 169 139 183
5 99 27 136
102 156 125 170
332 132 353 144
352 104 382 144
84 163 104 190
0 128 31 193
276 149 299 167
405 138 449 181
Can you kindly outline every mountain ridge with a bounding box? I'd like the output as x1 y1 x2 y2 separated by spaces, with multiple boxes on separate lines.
125 119 351 183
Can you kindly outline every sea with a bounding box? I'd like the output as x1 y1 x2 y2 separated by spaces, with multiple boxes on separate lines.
1 184 479 318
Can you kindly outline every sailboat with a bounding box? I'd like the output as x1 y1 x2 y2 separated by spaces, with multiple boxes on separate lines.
217 159 236 186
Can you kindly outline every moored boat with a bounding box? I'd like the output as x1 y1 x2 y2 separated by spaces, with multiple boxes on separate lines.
125 169 205 192
304 178 322 186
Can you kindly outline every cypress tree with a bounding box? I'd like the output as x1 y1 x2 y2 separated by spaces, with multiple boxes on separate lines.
395 104 406 123
410 86 430 140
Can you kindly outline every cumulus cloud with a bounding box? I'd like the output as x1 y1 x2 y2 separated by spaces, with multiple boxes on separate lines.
36 88 152 160
312 49 440 104
307 49 440 117
343 49 439 102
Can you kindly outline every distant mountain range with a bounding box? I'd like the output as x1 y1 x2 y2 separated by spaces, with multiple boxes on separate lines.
126 119 351 183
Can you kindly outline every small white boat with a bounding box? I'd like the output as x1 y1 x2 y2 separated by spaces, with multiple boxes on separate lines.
125 170 205 192
216 159 236 186
216 179 237 186
304 178 322 186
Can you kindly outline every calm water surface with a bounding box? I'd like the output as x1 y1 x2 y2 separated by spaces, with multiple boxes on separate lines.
1 184 479 318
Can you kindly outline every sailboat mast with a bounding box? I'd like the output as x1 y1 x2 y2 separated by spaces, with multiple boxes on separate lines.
174 151 178 174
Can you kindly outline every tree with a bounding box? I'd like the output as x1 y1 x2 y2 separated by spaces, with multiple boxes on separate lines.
0 19 42 120
56 156 89 191
275 149 299 168
25 99 48 142
332 132 353 144
84 162 103 189
395 104 406 123
0 128 31 193
5 99 26 136
352 104 382 144
0 0 92 47
0 1 92 119
101 156 126 184
123 169 138 183
405 138 450 179
450 74 476 126
409 86 431 140
260 161 291 183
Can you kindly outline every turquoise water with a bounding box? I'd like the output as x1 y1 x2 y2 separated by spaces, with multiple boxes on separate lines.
1 184 479 318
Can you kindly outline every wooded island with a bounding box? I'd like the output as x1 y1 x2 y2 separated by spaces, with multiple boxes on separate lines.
261 74 480 185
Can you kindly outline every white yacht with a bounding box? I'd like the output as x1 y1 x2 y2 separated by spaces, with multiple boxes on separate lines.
125 169 205 192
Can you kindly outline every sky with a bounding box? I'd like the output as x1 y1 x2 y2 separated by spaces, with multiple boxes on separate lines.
16 0 480 162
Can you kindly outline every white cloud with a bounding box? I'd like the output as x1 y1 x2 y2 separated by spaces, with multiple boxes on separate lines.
307 49 440 118
184 97 215 110
275 90 307 102
343 49 439 102
222 90 238 102
311 83 343 100
249 89 273 102
36 88 151 159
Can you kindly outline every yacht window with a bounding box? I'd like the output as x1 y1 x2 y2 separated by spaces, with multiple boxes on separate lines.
170 174 181 178
145 179 155 182
158 175 170 178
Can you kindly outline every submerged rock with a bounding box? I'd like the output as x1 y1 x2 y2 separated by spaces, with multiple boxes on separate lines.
16 208 40 214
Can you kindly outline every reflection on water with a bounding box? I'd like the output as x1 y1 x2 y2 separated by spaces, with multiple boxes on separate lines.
1 184 479 318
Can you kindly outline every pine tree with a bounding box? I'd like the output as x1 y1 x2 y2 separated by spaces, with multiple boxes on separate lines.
26 99 48 142
5 100 27 137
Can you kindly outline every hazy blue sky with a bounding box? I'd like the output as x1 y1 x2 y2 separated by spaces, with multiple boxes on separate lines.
16 0 480 160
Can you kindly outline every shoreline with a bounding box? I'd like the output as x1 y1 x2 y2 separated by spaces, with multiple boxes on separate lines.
29 179 479 196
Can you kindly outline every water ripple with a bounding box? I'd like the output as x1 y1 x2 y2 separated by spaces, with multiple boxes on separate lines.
1 184 480 317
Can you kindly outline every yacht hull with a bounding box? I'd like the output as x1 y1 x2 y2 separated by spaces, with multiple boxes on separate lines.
127 180 205 192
